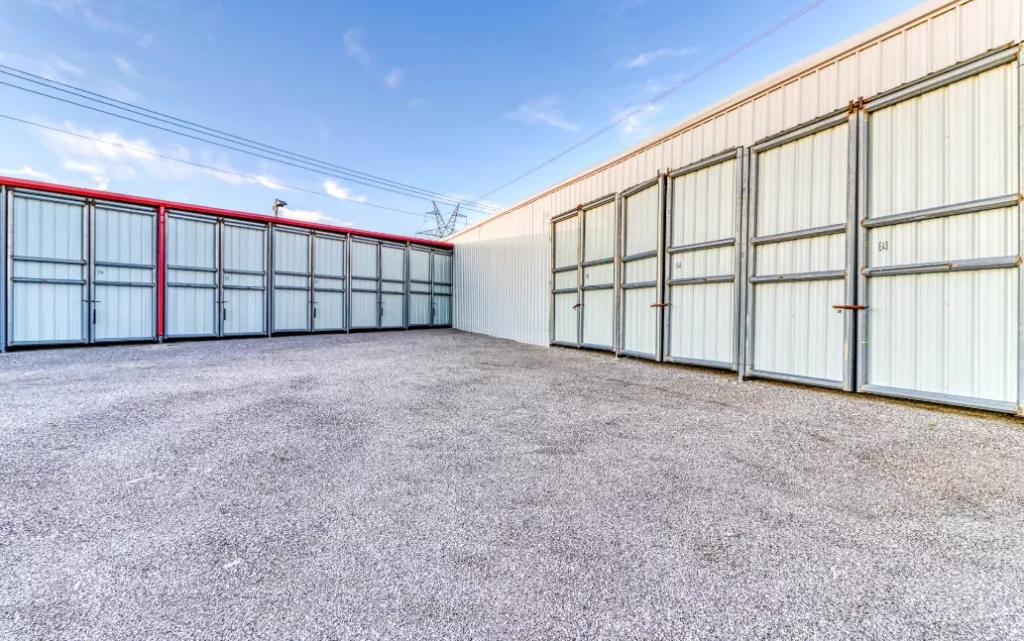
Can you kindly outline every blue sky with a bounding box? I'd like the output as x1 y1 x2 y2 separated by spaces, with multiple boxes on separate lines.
0 0 920 235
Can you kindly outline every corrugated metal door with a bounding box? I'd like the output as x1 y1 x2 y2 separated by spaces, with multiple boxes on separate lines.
665 151 744 370
221 220 267 336
858 47 1022 413
551 212 580 345
408 247 431 326
350 238 380 329
746 111 857 390
619 178 663 360
273 227 311 332
581 197 616 350
91 201 156 342
8 191 88 345
313 233 347 332
380 243 406 328
165 212 218 338
431 251 452 327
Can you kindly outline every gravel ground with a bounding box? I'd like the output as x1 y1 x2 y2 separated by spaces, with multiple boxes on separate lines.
1 329 1023 640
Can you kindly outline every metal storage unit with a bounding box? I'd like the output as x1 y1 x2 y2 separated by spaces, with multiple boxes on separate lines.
550 211 580 346
312 232 347 332
273 226 312 333
7 190 89 346
165 212 218 338
745 111 858 390
221 220 268 337
431 250 452 327
580 196 616 350
856 47 1022 413
618 178 664 360
381 243 406 329
665 150 745 370
408 246 432 326
350 237 380 329
91 201 157 342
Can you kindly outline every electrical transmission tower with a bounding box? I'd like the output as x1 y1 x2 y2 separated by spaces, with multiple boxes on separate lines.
417 201 467 239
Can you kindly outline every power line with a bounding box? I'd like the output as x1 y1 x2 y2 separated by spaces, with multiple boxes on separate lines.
0 112 430 220
0 68 503 215
474 0 830 202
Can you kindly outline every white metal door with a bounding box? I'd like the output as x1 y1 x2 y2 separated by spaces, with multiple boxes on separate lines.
431 251 452 327
551 213 579 345
381 244 406 328
665 150 744 369
619 178 662 360
91 202 157 342
408 248 431 326
581 197 616 350
273 227 311 332
222 221 267 336
8 192 88 345
350 239 379 329
747 112 857 390
858 48 1021 413
165 212 218 338
313 233 347 332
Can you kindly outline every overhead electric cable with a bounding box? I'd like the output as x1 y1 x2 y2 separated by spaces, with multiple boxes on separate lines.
0 112 430 220
474 0 830 202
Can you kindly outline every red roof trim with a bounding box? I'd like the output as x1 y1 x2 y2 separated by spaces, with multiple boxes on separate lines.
0 176 453 249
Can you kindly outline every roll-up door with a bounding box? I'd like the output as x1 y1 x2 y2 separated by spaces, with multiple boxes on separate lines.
313 233 347 332
221 220 267 336
550 212 580 346
8 191 88 346
381 243 406 328
618 178 663 360
431 250 452 327
273 227 311 333
91 201 157 342
857 46 1022 413
580 196 616 351
351 238 380 329
165 212 218 338
746 110 857 390
666 149 745 370
408 247 431 326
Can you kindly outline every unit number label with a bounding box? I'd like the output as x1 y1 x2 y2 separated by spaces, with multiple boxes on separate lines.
877 241 889 251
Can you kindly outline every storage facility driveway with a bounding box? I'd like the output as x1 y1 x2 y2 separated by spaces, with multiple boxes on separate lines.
2 330 1023 640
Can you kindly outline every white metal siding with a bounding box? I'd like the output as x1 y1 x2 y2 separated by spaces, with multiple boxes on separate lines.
92 204 156 341
313 235 346 331
351 291 379 328
621 185 660 357
222 223 266 336
451 0 1023 350
409 249 430 282
352 240 378 279
409 293 431 325
166 214 217 338
273 228 311 332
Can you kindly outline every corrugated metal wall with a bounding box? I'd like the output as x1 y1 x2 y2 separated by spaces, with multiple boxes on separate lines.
452 0 1023 348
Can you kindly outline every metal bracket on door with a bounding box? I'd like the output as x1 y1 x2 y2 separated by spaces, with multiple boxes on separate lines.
832 304 867 310
572 303 582 310
650 303 668 308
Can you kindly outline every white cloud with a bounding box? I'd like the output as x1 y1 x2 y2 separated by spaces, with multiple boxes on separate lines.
279 207 351 227
343 27 371 66
621 47 697 69
33 0 154 48
505 97 580 133
323 180 368 203
0 52 83 82
0 165 57 182
105 80 140 103
612 103 661 140
113 55 138 77
407 97 427 109
383 68 403 89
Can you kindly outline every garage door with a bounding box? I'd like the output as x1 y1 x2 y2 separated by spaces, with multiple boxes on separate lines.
580 196 616 351
165 212 218 338
313 233 347 332
551 211 580 346
273 227 311 332
618 178 663 360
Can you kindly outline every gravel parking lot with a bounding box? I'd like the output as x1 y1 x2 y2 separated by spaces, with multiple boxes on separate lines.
1 329 1023 640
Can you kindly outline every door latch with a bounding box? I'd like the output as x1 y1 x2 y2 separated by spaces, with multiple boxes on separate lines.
832 304 867 311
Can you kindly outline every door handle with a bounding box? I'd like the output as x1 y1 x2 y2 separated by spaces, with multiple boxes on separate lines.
571 303 582 310
832 304 867 311
650 303 669 308
92 309 97 324
223 308 228 320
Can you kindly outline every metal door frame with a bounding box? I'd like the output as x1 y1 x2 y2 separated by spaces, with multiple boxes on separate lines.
663 148 746 371
407 245 432 327
579 193 617 352
380 240 407 329
311 230 349 333
164 210 219 339
550 207 582 347
7 189 90 347
220 218 269 337
744 108 859 391
89 199 158 343
0 186 6 352
430 248 453 327
350 236 381 329
617 176 664 361
271 224 313 334
855 45 1023 414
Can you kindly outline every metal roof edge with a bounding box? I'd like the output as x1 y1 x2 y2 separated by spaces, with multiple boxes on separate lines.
0 176 453 249
448 0 960 241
